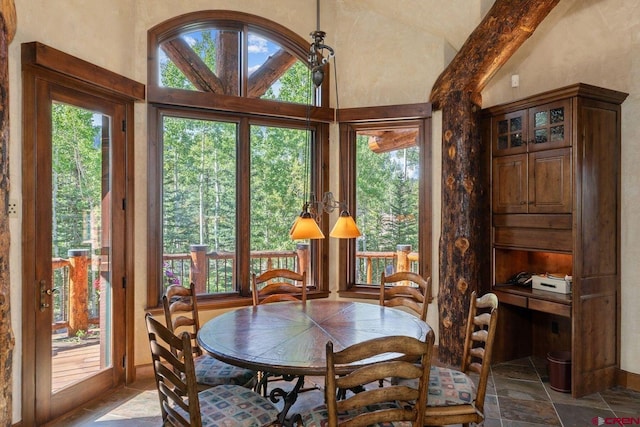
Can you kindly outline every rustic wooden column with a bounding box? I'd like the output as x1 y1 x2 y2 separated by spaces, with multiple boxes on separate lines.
67 249 90 336
437 91 483 365
296 243 309 283
395 244 411 276
189 244 208 294
0 0 16 423
430 0 560 366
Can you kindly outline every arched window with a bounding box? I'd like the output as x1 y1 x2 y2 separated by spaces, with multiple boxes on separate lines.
147 11 331 307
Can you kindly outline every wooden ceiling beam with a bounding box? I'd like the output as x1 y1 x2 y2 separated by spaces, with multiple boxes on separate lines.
247 49 297 98
216 31 239 95
161 37 225 94
430 0 560 109
362 129 418 153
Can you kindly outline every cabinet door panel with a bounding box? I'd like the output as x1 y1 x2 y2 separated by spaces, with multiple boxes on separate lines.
528 148 572 213
493 154 527 213
493 226 573 251
528 99 572 152
492 110 527 156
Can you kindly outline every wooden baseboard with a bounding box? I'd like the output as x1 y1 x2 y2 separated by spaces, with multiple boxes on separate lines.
134 363 155 381
617 368 640 392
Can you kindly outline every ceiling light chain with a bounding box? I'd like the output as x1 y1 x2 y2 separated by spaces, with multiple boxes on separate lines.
289 0 361 240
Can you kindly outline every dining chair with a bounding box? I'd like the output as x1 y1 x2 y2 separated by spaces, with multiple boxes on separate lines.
145 314 280 427
302 332 435 427
379 271 432 322
423 291 499 427
251 268 307 305
378 272 432 388
162 284 257 389
251 268 310 397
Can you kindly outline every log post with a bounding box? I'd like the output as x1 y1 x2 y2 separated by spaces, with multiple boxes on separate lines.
437 91 483 366
189 244 208 294
429 0 559 366
0 1 16 423
67 249 90 336
395 244 411 272
395 244 412 285
296 243 309 284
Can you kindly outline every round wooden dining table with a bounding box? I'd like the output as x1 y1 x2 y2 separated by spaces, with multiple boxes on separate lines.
197 299 431 377
198 300 431 425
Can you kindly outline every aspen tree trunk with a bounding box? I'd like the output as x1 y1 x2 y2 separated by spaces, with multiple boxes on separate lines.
0 1 15 423
430 0 559 366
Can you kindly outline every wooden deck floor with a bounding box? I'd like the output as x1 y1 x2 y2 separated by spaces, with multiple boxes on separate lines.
52 340 101 392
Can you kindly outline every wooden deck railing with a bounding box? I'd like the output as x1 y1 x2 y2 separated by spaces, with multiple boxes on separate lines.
356 244 419 283
51 243 419 334
51 249 100 336
163 243 419 292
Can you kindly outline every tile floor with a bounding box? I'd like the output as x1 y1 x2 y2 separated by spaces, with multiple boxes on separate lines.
48 356 640 426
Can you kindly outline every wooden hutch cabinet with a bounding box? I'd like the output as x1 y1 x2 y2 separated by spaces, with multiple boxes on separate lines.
483 83 628 397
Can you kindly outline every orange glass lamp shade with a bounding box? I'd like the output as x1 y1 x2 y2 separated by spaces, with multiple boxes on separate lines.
290 211 325 240
329 210 362 239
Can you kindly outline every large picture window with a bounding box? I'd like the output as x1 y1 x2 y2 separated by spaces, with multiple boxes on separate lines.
147 11 331 308
338 106 432 297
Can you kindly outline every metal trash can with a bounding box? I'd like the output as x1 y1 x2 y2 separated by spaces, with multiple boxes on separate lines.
547 351 571 393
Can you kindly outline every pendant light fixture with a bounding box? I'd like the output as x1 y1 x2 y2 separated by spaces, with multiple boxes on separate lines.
290 0 361 241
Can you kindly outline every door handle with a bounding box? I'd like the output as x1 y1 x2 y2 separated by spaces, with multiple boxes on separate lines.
39 280 59 311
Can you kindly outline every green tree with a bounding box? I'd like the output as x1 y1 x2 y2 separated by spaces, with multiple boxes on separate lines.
51 103 102 258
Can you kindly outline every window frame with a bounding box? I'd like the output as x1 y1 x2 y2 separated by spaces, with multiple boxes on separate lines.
147 11 332 309
336 103 432 298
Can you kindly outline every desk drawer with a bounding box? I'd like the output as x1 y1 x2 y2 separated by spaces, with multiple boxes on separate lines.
494 290 527 308
528 298 571 317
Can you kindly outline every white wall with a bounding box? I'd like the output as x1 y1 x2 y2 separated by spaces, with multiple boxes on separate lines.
8 0 639 422
481 0 640 375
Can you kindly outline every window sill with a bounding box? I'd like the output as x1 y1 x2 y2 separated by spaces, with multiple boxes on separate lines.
338 288 380 300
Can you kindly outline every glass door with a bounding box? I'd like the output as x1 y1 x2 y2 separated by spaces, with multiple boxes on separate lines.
30 83 127 424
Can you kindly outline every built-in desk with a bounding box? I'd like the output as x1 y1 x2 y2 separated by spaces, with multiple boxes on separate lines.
493 285 571 318
491 287 573 366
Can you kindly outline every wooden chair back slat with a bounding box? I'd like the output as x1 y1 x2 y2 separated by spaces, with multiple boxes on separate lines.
252 268 306 306
162 284 203 357
425 291 498 426
463 292 499 416
145 314 203 427
325 332 435 427
379 271 431 321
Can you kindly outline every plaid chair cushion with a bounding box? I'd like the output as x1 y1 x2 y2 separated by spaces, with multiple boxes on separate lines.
176 384 279 427
195 354 257 387
427 366 476 406
301 403 414 427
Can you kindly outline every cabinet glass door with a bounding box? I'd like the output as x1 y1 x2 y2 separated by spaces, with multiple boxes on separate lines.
528 99 571 152
493 110 527 155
